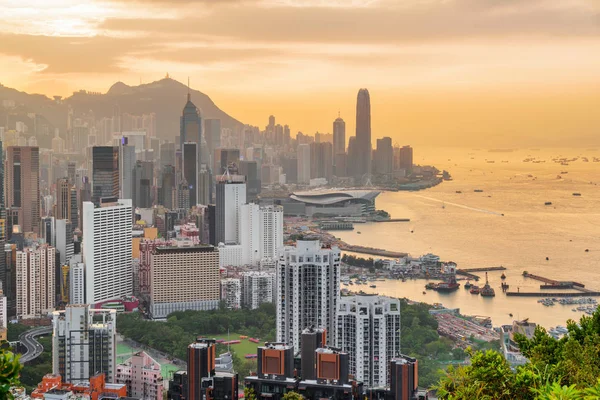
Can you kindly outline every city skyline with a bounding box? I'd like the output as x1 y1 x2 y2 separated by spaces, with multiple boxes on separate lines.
0 0 599 147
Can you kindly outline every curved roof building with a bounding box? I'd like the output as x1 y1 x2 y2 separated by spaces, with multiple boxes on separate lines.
285 189 380 217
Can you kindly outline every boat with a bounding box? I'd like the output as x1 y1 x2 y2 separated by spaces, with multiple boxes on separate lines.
480 272 496 297
573 193 582 196
544 202 552 206
434 275 460 292
509 313 513 317
425 282 437 290
370 285 377 288
474 189 484 193
464 281 472 289
422 291 426 295
501 273 506 280
456 191 462 194
470 286 480 294
357 231 362 234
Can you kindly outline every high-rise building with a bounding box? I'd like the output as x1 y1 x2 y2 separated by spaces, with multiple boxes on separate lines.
52 305 117 383
149 243 219 319
399 145 413 172
335 153 347 177
375 137 393 175
277 240 340 350
92 146 119 206
204 119 221 157
116 351 164 400
0 289 8 329
133 160 153 209
16 243 56 319
336 295 401 388
220 278 241 309
120 143 136 203
238 160 260 201
333 116 346 157
160 142 176 170
241 271 275 310
198 164 211 206
41 216 56 247
297 144 311 184
216 149 240 176
159 165 176 209
2 244 16 318
5 146 40 234
82 199 133 304
183 142 198 207
69 186 78 230
215 176 246 244
180 92 202 153
310 142 333 183
238 204 283 266
355 88 372 179
56 178 71 220
55 219 74 265
69 255 85 305
187 339 217 400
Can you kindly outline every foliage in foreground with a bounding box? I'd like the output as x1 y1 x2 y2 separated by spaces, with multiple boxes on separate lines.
436 307 600 399
0 346 22 399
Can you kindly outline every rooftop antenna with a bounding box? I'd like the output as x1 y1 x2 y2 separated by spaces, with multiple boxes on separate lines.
187 77 191 101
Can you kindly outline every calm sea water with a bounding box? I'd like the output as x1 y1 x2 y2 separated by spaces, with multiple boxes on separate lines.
337 147 600 328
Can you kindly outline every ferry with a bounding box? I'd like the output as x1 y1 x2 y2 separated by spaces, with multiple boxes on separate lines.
480 272 496 297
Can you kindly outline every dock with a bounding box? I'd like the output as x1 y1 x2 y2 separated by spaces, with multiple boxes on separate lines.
456 270 480 281
374 218 411 223
339 245 407 258
523 272 585 288
505 272 595 297
460 266 507 272
506 291 600 297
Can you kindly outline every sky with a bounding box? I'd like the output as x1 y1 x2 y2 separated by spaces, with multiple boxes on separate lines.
1 0 599 146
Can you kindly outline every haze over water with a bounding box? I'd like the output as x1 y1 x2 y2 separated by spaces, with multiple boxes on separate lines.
337 147 600 328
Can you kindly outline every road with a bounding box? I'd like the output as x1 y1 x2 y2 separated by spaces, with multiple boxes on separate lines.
19 326 52 364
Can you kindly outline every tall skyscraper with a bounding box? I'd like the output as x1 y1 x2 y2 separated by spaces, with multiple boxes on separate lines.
16 243 56 319
215 176 246 244
56 178 71 220
297 144 311 184
337 295 401 388
183 142 198 207
238 160 260 201
55 219 74 265
238 204 283 266
5 146 40 234
204 119 221 157
160 142 176 170
399 145 414 172
92 146 119 206
277 240 340 350
355 88 372 179
160 165 175 209
83 199 133 304
148 243 219 319
133 160 153 209
120 143 136 202
187 339 216 400
180 92 202 152
198 164 211 206
52 305 117 383
69 186 78 230
310 142 333 183
333 115 346 159
375 137 393 175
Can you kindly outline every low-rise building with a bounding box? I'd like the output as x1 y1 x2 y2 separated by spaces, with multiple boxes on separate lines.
115 351 163 400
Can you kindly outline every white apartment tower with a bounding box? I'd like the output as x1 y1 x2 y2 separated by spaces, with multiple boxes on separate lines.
220 278 241 309
69 255 85 305
16 244 56 319
260 204 283 260
297 144 311 184
52 305 117 383
241 271 275 310
55 219 74 265
83 199 133 304
0 290 7 328
215 176 246 244
336 295 401 388
276 240 340 350
238 204 284 266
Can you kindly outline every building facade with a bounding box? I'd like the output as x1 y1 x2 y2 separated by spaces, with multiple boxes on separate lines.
116 351 164 400
336 295 401 388
276 240 340 350
354 88 372 179
91 146 119 206
4 146 40 233
215 176 246 245
16 243 55 319
241 271 275 310
297 144 311 184
82 199 133 304
220 278 241 309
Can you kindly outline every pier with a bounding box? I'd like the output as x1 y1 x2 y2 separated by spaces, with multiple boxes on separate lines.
523 272 585 288
456 270 480 281
505 272 595 297
506 291 600 297
460 266 507 272
339 245 407 258
374 218 411 223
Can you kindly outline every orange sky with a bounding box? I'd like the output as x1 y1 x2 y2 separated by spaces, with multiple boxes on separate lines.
1 0 599 146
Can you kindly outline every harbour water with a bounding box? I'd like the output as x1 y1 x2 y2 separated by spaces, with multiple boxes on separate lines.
337 147 600 328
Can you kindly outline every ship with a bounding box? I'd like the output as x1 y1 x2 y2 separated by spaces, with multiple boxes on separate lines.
370 285 377 289
501 273 506 280
470 286 480 294
480 272 496 297
434 275 460 292
464 281 472 289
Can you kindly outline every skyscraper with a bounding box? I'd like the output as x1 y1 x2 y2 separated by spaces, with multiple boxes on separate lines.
277 240 340 350
56 178 71 220
4 146 40 234
241 271 275 310
337 295 401 388
333 115 346 158
204 119 221 157
310 142 333 183
16 243 56 319
160 165 176 209
238 204 283 266
183 142 198 207
399 145 414 172
375 137 393 175
198 164 211 206
92 146 119 206
238 160 260 201
133 160 153 209
55 219 74 265
180 92 202 153
82 199 132 304
297 144 311 184
355 88 372 179
120 143 136 202
52 305 117 384
215 176 246 244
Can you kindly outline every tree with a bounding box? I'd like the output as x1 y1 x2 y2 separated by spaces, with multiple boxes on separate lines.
282 392 304 400
0 348 22 399
244 387 257 400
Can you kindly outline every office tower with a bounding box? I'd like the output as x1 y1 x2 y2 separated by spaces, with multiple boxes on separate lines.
16 244 56 319
238 204 283 266
347 136 357 177
301 327 327 380
399 145 414 172
4 146 40 234
52 305 117 383
133 160 153 209
0 290 7 328
92 146 119 206
116 351 164 400
334 153 347 177
310 142 333 183
257 343 294 379
389 356 419 399
207 205 216 246
315 132 333 144
69 255 85 305
0 140 5 217
160 142 176 170
183 142 198 207
277 240 340 350
204 119 221 157
160 165 176 209
149 244 219 319
281 157 297 184
297 144 311 184
198 164 211 206
333 116 346 157
56 219 74 265
215 176 246 244
241 271 275 310
220 278 241 309
120 143 136 202
56 178 71 220
78 177 91 230
375 137 393 175
69 186 78 230
337 295 401 388
187 339 216 400
3 244 16 318
238 160 260 201
41 216 56 246
82 199 133 304
355 88 372 178
216 149 240 176
180 92 202 153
